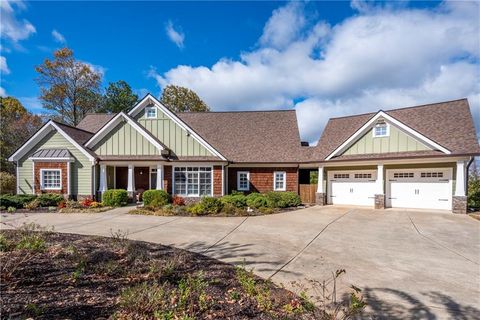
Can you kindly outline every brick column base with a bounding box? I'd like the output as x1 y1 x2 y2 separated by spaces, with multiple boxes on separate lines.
452 196 467 214
374 194 385 209
315 193 326 206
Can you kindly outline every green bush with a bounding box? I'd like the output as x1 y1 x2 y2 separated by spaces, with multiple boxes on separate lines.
0 194 37 209
37 193 64 207
246 193 269 209
102 189 128 207
468 171 480 209
186 203 205 216
200 197 223 215
281 192 302 207
220 193 247 208
265 191 301 208
142 190 171 207
0 172 16 195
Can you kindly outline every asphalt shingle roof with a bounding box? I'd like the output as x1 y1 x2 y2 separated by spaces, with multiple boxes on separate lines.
76 114 116 133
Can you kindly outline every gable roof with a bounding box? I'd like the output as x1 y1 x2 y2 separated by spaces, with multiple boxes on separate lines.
178 110 303 163
76 114 116 133
315 99 480 161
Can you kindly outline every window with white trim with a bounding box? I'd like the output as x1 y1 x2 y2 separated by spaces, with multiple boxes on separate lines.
237 171 250 191
373 122 389 137
145 107 157 119
41 169 61 190
174 167 212 196
274 171 286 191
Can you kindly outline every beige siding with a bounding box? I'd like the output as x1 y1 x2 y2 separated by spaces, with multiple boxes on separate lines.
18 130 92 196
135 108 214 157
92 121 159 156
343 125 431 155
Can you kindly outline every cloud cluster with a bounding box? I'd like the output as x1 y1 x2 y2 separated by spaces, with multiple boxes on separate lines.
52 29 66 44
165 20 185 49
152 0 479 143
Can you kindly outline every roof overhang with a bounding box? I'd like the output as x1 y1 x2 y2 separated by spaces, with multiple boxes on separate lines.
84 112 165 151
325 111 451 160
8 121 96 164
128 94 227 161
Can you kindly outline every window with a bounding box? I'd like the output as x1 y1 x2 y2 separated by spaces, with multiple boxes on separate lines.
41 169 61 190
333 173 350 179
237 171 250 191
145 106 157 119
174 167 212 196
274 171 286 191
393 172 414 178
421 172 443 178
354 173 372 179
373 122 389 137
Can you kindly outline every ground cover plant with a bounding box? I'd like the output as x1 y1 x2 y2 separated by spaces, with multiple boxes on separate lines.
129 191 304 217
0 226 366 319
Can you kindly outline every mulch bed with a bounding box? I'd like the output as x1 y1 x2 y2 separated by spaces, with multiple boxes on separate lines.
0 230 316 319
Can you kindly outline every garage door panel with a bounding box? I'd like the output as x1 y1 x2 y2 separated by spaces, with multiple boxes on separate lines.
386 169 452 210
328 171 376 206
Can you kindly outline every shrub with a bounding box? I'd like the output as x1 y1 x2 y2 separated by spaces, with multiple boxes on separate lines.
7 206 15 213
246 193 269 209
66 199 82 209
90 201 103 208
281 192 302 207
37 193 64 207
186 203 205 216
258 207 274 215
102 189 128 207
199 197 223 215
57 201 66 209
221 203 247 216
265 192 301 208
81 197 93 207
0 172 16 195
468 170 480 209
24 199 41 210
221 194 247 208
0 194 37 208
172 195 185 206
142 190 170 207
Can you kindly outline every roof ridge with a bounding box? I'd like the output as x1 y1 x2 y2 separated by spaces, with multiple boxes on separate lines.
52 120 95 134
179 109 295 114
328 98 468 121
84 112 118 115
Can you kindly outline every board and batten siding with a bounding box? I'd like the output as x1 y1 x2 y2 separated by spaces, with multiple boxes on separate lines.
343 125 431 155
18 130 92 196
92 121 159 156
135 108 214 157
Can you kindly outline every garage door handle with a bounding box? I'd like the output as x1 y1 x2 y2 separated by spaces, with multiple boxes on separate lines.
388 197 396 199
439 179 449 182
439 199 448 201
389 179 397 182
330 195 336 197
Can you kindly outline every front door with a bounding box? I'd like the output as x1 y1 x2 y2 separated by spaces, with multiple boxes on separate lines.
134 167 150 192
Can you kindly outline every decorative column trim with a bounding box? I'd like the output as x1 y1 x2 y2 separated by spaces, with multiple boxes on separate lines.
455 160 466 197
67 161 71 196
156 164 163 190
316 167 324 193
376 164 384 195
31 161 35 194
98 164 107 193
127 164 135 192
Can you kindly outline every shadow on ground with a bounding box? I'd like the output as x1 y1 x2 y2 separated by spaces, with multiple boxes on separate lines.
361 288 480 320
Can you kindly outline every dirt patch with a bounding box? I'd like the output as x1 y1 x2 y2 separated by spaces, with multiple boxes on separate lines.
1 229 348 319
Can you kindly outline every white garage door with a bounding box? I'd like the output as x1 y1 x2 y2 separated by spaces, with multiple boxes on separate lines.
328 171 377 206
386 169 452 210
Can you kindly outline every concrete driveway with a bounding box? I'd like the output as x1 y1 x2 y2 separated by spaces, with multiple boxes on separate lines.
2 206 479 319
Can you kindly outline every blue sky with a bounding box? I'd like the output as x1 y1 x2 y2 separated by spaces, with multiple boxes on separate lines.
1 0 478 143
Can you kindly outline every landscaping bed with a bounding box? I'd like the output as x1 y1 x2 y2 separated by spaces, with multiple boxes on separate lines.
0 225 365 319
130 190 306 217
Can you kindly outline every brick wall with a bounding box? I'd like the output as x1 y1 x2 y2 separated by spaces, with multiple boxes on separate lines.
227 167 298 194
213 165 223 197
34 161 68 195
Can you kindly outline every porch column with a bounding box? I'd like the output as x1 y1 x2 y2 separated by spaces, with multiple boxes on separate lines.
127 164 135 194
453 160 467 214
374 164 385 209
98 164 107 193
315 167 326 205
156 164 163 190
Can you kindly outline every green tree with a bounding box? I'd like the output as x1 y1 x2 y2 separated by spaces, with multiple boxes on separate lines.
160 85 210 113
0 97 43 174
99 80 139 113
35 47 102 125
468 161 480 209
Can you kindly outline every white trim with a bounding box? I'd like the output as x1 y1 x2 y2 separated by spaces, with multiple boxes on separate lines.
67 161 71 195
221 165 225 196
40 168 62 191
273 171 286 191
32 161 35 194
16 161 20 194
237 171 250 191
113 165 117 189
127 164 135 192
128 94 227 161
145 106 157 119
172 165 213 197
372 122 390 138
455 161 466 196
98 164 107 193
8 121 95 163
325 111 451 160
316 167 324 193
375 164 384 195
84 112 164 152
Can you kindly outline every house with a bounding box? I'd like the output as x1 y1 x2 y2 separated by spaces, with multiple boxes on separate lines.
8 95 480 213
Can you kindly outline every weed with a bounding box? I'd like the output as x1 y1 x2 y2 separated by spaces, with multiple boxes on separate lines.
25 303 44 316
235 264 256 296
0 233 11 251
110 228 129 246
7 206 15 213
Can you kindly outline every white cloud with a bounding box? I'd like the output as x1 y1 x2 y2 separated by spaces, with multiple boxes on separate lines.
80 60 106 77
0 87 6 97
165 20 185 49
152 0 480 142
52 29 66 43
0 56 10 75
0 0 36 43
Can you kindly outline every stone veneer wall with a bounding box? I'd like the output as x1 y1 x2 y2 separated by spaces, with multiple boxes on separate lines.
452 196 467 214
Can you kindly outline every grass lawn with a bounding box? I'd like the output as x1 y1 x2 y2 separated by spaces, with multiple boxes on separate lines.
0 224 364 319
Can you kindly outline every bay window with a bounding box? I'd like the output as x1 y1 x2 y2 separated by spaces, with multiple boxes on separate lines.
174 167 212 196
